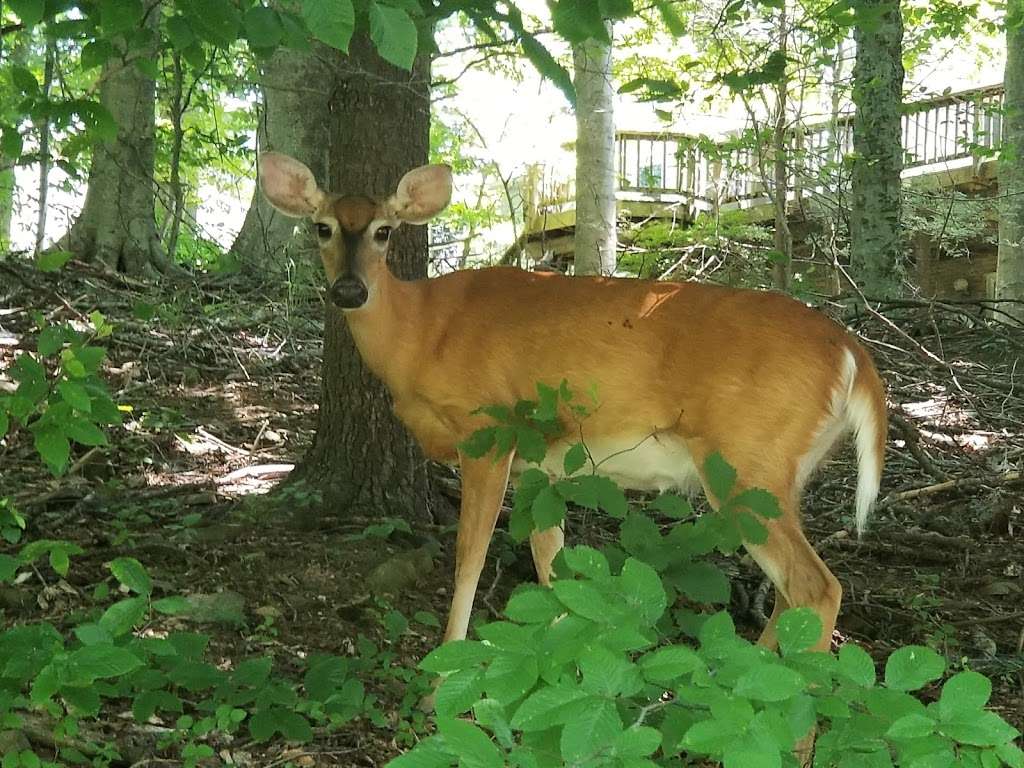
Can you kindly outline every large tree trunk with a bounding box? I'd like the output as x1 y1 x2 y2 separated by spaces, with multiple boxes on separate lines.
850 0 904 298
997 2 1024 323
229 45 333 267
289 33 440 523
60 4 169 276
572 26 617 276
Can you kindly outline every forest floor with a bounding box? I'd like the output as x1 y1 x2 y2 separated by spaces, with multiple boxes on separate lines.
0 259 1022 766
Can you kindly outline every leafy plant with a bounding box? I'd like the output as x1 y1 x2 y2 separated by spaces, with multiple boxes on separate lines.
0 312 121 475
387 388 1022 767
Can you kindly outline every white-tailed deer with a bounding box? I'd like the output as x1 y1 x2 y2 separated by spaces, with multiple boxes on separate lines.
258 151 886 658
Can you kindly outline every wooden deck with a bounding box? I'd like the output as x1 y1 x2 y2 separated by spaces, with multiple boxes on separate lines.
523 83 1004 241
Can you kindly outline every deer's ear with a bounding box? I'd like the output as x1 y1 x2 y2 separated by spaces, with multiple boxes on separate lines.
387 164 453 224
259 152 325 217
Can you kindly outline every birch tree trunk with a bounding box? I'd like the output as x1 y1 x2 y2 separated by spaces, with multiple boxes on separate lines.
229 45 333 267
288 32 439 523
850 0 904 298
59 3 170 276
997 1 1024 323
573 24 617 276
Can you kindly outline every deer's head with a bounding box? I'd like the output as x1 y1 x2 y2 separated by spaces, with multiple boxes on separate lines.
259 152 452 309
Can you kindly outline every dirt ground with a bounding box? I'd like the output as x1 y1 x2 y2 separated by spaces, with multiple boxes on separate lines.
0 259 1022 765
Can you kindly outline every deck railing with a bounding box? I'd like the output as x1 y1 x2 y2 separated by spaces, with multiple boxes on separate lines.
529 83 1004 224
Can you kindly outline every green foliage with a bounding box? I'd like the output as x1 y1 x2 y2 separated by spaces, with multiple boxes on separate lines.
389 385 1021 767
0 315 121 475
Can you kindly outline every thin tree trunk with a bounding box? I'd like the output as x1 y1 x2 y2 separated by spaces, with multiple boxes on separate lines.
850 0 904 298
33 38 54 255
572 24 617 276
289 32 440 523
771 2 792 291
59 1 169 276
229 45 332 267
165 51 186 260
0 169 14 252
997 0 1024 322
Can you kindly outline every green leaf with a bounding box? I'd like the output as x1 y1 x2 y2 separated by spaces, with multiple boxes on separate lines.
64 644 142 684
656 0 688 35
941 710 1021 747
484 651 538 704
34 428 70 474
166 16 196 49
732 487 782 519
435 667 484 718
505 586 563 624
599 0 635 18
704 452 737 502
302 0 355 50
1 124 24 157
98 596 148 637
107 557 152 597
514 426 547 463
10 0 45 26
460 426 496 459
153 596 191 614
532 485 566 530
562 545 609 579
520 34 575 106
49 546 70 576
369 1 418 70
639 644 702 683
837 643 876 687
179 0 241 46
100 0 144 34
650 492 692 519
58 380 92 412
81 40 115 70
249 708 313 742
938 671 991 719
776 608 823 656
552 579 614 622
511 685 589 731
735 664 807 702
674 561 731 604
73 623 113 646
550 0 608 43
884 645 945 692
563 442 587 475
615 725 661 757
243 6 283 48
620 558 666 623
419 640 495 674
561 697 621 762
37 250 73 272
0 411 8 441
64 418 108 447
436 717 503 768
887 713 936 739
0 554 18 582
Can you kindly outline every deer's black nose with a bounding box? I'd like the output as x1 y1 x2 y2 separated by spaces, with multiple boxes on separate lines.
330 278 368 309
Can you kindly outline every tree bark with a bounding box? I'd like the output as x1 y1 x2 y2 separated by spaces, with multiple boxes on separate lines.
288 32 440 523
849 0 904 298
59 3 169 276
997 1 1024 323
771 2 793 291
229 44 333 267
572 24 617 276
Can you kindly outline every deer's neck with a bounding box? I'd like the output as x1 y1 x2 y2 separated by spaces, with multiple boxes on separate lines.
342 264 418 391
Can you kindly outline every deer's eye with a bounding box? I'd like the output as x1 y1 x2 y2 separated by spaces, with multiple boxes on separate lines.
315 223 332 240
374 225 392 243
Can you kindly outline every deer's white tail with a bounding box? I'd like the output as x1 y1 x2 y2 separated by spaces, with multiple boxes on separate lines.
843 350 887 536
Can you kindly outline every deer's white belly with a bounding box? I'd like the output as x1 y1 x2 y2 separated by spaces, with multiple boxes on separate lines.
512 434 700 494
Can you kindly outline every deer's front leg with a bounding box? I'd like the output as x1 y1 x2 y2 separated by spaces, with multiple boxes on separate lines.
441 450 514 643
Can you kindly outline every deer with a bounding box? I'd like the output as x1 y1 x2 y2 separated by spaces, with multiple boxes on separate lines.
257 150 887 667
